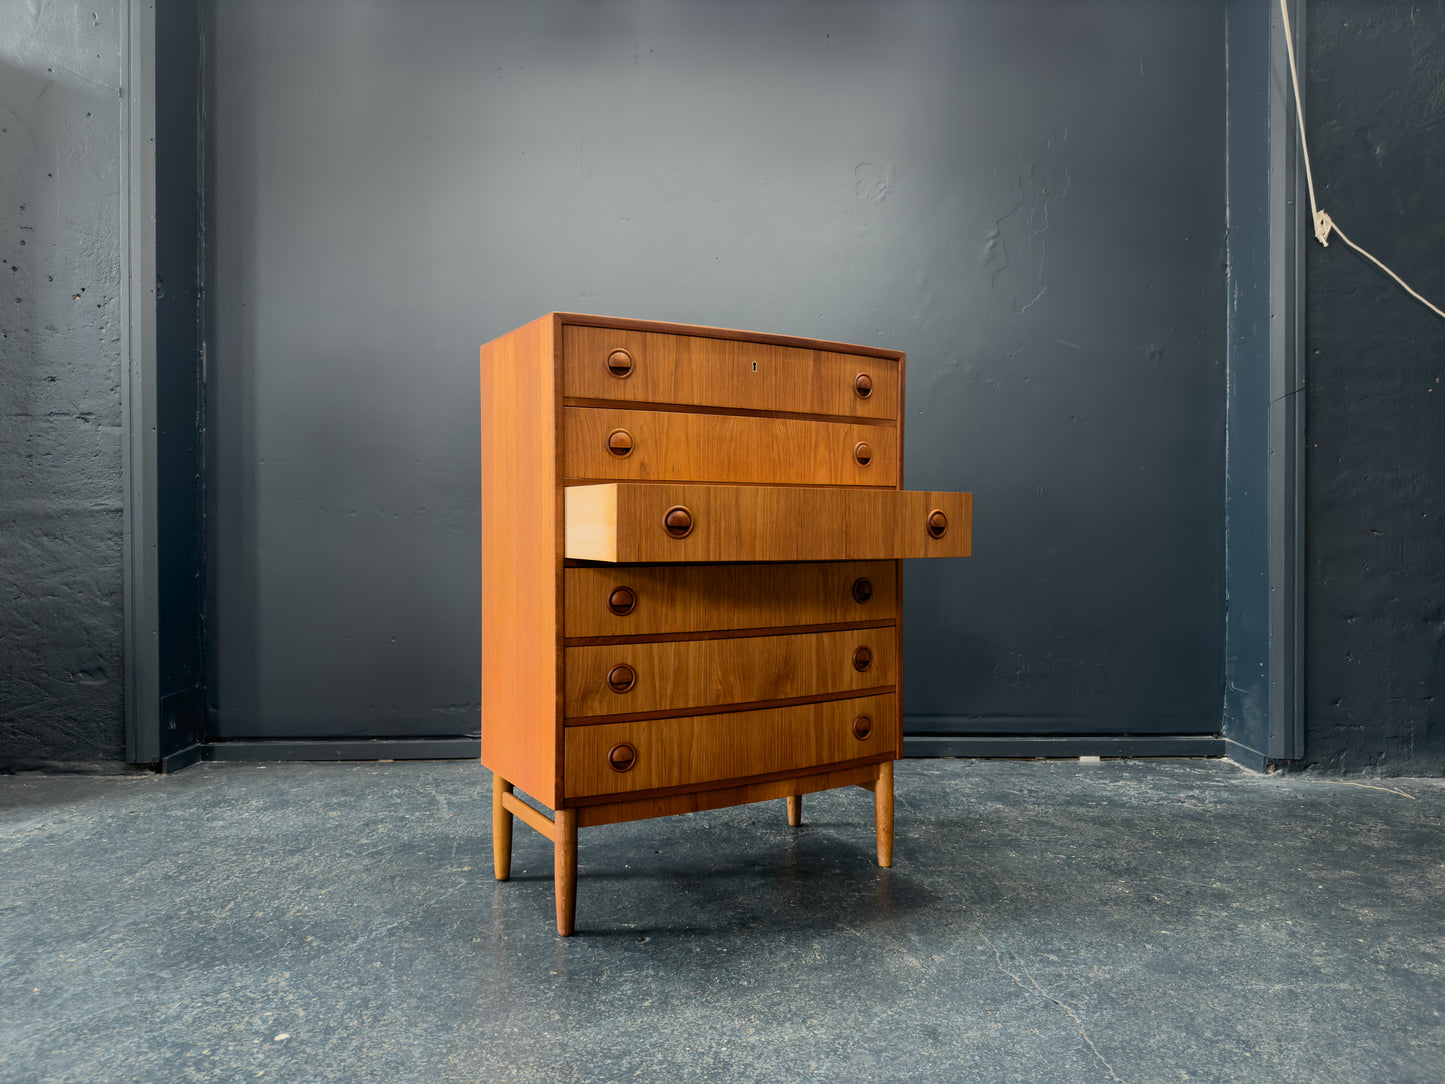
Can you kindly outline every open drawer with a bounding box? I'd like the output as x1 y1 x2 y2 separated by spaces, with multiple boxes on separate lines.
564 483 971 563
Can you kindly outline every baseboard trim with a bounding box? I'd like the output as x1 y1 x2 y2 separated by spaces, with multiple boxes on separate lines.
203 738 481 763
903 734 1225 759
157 742 207 774
1223 739 1269 773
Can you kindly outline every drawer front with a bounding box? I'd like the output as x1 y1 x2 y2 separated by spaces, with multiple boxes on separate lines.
564 561 897 638
562 324 899 420
564 694 896 799
565 484 972 563
564 408 897 487
564 628 896 719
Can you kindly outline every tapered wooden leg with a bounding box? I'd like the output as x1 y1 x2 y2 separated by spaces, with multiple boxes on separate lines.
874 761 894 868
554 808 578 937
492 774 514 881
786 794 802 827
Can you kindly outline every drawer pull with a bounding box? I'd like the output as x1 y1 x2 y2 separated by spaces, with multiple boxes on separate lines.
608 742 638 772
663 506 694 538
607 664 637 693
853 441 873 467
851 577 873 604
606 348 634 378
607 586 637 616
854 372 873 399
852 645 873 672
606 428 634 458
852 714 873 741
926 508 949 539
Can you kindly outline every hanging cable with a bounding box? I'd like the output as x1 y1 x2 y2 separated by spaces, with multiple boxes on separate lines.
1278 0 1445 321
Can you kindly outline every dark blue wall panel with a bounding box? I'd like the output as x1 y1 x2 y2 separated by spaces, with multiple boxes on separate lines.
1222 0 1276 765
205 0 1228 744
1301 0 1445 774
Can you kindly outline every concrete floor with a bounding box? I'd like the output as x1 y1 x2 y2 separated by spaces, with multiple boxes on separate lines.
2 758 1443 1083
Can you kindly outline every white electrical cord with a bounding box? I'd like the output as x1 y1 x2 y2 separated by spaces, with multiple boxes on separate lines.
1279 0 1445 321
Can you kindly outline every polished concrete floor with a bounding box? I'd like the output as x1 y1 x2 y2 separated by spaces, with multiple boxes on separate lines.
2 757 1443 1083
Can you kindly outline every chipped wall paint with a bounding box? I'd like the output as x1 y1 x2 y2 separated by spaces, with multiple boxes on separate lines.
1302 0 1445 774
0 3 126 767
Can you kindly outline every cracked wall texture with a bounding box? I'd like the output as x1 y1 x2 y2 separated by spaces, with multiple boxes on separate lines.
1302 0 1445 773
0 3 126 767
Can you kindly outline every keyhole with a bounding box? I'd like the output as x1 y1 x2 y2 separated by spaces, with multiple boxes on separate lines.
752 361 757 372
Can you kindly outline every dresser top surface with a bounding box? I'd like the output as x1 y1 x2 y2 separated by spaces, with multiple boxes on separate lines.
530 312 906 363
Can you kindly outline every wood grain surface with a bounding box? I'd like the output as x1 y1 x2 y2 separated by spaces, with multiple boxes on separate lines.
562 323 899 419
480 314 559 804
564 628 897 717
787 794 803 826
553 809 577 936
573 762 885 826
492 774 513 880
564 484 972 562
873 760 894 867
563 693 896 799
564 407 898 487
563 561 897 637
480 314 958 933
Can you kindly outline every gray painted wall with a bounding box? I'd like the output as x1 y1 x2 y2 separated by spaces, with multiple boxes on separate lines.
153 0 207 761
1222 0 1273 760
0 4 126 768
1302 0 1445 774
207 0 1227 744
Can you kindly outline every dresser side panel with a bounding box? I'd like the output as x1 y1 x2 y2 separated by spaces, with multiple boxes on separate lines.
480 315 560 806
893 352 906 758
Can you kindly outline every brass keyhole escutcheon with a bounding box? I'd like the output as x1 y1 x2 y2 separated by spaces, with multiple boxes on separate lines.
606 349 634 378
851 577 873 604
607 664 636 693
853 441 873 467
607 586 637 616
852 715 873 741
663 506 693 538
927 509 948 539
607 429 634 458
852 646 873 672
854 372 873 399
608 742 638 772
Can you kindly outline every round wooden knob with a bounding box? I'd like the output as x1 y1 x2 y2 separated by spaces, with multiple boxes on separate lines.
608 742 637 772
851 577 873 604
852 715 873 741
927 509 948 539
607 664 636 693
606 349 634 378
606 429 634 458
853 441 873 467
607 586 636 616
854 373 873 399
852 645 873 672
663 506 693 538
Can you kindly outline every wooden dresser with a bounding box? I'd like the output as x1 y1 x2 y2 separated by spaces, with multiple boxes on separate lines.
480 313 971 935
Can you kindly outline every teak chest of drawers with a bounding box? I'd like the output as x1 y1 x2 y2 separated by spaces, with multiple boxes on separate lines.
480 313 972 935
